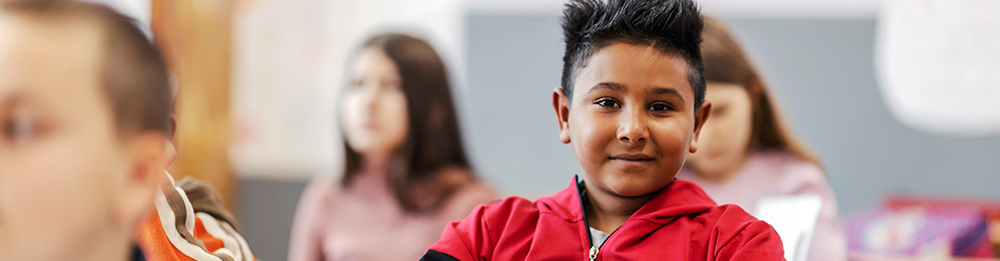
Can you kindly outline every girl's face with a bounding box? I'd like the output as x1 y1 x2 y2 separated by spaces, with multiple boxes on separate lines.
687 82 754 182
342 48 409 162
556 43 710 197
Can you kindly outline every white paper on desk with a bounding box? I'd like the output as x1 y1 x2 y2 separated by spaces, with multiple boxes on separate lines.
754 195 823 261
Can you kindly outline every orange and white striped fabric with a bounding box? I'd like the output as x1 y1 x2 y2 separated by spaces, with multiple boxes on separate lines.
136 173 256 261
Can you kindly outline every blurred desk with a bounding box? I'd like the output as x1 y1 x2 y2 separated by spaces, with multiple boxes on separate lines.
851 254 1000 261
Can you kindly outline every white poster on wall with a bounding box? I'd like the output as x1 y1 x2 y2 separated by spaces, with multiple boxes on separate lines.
230 0 465 180
876 0 1000 136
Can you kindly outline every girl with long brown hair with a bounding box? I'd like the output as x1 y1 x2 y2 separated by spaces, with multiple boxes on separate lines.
288 33 495 261
676 17 846 261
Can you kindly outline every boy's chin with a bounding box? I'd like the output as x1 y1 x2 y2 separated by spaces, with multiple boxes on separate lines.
607 184 663 198
591 173 676 198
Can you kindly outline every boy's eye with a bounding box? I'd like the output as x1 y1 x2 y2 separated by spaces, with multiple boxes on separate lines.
595 98 620 108
648 103 674 112
1 108 40 144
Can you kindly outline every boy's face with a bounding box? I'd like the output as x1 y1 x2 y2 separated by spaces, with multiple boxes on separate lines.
0 16 163 260
553 43 711 197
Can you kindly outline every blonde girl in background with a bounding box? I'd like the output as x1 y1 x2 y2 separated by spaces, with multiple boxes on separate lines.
677 17 847 261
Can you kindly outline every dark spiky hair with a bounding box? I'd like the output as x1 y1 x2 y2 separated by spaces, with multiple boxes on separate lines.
560 0 705 111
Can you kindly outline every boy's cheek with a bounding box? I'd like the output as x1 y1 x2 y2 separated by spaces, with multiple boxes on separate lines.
570 116 621 184
657 126 696 163
570 118 614 159
0 142 118 254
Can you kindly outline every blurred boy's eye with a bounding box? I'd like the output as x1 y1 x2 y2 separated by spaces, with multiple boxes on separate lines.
595 98 620 108
1 107 41 144
648 103 674 112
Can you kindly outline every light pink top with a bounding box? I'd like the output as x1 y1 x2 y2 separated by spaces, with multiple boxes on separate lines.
676 151 847 261
288 170 495 261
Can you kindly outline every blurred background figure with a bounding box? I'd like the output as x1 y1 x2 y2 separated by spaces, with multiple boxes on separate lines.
675 17 845 261
287 33 495 261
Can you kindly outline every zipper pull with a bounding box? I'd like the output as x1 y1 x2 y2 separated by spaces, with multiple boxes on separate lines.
589 245 599 261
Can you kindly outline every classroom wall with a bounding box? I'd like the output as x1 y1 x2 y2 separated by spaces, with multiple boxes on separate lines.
237 13 1000 261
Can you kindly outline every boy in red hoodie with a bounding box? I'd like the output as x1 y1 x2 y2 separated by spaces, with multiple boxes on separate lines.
422 0 785 260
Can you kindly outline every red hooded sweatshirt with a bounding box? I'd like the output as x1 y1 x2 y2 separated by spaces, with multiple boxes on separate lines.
422 176 785 261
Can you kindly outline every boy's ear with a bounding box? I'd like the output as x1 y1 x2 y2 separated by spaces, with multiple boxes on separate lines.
552 86 572 144
166 115 177 170
168 115 177 141
689 99 712 154
165 140 176 170
113 132 168 224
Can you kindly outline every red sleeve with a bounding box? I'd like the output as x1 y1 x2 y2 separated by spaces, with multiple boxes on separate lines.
427 204 494 260
426 197 538 261
715 220 786 261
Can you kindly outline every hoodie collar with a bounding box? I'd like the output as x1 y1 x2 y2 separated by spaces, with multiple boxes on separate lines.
537 175 718 225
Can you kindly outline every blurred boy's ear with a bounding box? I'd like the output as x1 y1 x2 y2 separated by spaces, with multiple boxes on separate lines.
165 140 176 170
689 100 712 154
166 115 177 169
168 114 177 141
552 86 572 144
113 131 168 225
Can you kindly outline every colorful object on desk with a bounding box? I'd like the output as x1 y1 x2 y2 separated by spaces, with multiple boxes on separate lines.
845 196 999 258
990 212 1000 257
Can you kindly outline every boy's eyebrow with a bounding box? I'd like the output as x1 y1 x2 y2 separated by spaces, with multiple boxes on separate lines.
651 87 685 102
588 82 625 93
0 88 25 103
0 89 26 110
588 82 686 102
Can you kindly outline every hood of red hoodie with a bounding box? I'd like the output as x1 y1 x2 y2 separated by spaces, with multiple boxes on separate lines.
535 175 719 226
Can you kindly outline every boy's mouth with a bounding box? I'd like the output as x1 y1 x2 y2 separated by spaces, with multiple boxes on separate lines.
609 153 655 161
609 153 655 170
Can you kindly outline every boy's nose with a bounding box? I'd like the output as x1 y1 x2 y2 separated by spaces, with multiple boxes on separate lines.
617 110 649 143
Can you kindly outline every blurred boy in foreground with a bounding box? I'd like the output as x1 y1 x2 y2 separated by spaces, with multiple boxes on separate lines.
0 1 253 260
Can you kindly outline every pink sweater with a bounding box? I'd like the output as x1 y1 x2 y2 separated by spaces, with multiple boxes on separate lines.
677 151 846 261
288 171 494 261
